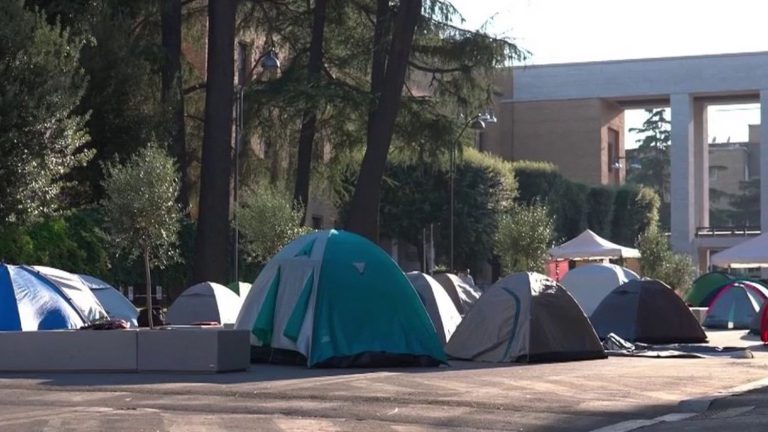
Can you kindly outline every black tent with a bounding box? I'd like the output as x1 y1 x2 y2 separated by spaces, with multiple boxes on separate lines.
590 279 707 344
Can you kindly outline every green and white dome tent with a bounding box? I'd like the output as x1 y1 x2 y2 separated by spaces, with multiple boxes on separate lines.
235 229 446 368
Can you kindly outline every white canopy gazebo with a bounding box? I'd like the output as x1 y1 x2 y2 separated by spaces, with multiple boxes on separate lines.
711 233 768 268
549 229 641 260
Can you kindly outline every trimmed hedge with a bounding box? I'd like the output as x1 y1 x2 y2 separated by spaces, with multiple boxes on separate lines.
512 162 659 246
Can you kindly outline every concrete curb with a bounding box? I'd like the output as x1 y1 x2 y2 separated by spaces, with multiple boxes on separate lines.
677 376 768 412
591 377 768 432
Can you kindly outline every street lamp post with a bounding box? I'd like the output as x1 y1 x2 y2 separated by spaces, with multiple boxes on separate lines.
233 48 280 285
449 112 497 272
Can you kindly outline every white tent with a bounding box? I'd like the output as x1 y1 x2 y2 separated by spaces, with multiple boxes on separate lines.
30 266 108 323
711 233 768 268
406 272 462 345
549 229 640 260
79 275 139 327
167 282 243 325
560 263 639 316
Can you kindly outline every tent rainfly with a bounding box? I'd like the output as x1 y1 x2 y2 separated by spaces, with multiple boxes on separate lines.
560 263 639 316
711 233 768 268
406 272 462 345
549 229 640 260
79 274 139 327
235 229 446 368
446 272 606 363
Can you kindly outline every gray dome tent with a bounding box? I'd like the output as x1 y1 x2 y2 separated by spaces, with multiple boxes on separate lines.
406 272 462 345
445 272 606 363
590 279 707 344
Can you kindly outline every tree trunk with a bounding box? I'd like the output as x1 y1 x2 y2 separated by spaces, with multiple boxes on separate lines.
366 0 390 143
161 0 189 212
144 249 154 329
191 0 237 285
345 0 422 241
292 0 327 220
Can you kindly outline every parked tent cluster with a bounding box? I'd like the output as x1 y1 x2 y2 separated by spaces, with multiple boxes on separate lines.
0 227 733 371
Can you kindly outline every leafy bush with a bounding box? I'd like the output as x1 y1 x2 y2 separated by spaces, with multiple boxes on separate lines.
586 187 615 238
236 184 311 264
495 203 555 274
637 227 695 295
0 209 110 278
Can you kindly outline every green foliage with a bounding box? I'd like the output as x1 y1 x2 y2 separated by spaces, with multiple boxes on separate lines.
0 209 110 278
610 186 660 246
586 188 615 238
439 149 516 270
0 1 92 222
513 161 660 248
510 161 561 205
636 227 696 295
101 145 182 268
495 203 555 274
236 184 312 264
627 108 670 202
729 178 760 226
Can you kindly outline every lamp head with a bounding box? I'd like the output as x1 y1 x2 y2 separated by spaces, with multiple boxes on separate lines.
261 49 280 72
469 118 486 130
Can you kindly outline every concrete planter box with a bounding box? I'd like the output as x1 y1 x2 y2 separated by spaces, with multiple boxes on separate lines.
0 330 137 372
137 327 250 373
0 328 250 373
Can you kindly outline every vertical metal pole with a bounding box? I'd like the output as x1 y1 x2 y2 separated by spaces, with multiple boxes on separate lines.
450 137 455 272
233 87 243 284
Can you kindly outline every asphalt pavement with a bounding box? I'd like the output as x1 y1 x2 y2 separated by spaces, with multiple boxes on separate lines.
0 330 766 431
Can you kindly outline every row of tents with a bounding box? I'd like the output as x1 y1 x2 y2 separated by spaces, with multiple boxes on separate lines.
231 230 717 367
1 229 728 369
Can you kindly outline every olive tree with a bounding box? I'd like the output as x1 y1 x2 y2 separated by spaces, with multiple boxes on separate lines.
102 145 182 327
236 185 311 265
495 203 556 274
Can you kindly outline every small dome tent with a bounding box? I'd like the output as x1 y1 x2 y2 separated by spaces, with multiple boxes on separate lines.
445 272 605 363
684 272 735 307
30 266 108 322
432 273 481 315
0 264 87 331
79 275 139 327
235 230 446 368
167 282 243 325
406 272 462 345
591 279 707 344
560 263 639 316
703 281 768 329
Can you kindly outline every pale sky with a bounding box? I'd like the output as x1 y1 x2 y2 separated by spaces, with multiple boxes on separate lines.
449 0 767 146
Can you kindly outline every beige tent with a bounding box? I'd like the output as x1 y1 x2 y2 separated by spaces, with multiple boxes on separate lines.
446 272 605 363
432 273 481 315
549 229 640 260
711 233 768 268
166 282 243 325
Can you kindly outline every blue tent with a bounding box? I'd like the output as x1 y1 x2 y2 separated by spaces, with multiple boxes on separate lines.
0 264 87 331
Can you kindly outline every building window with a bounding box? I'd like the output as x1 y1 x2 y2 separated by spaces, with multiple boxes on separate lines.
236 42 251 86
311 215 323 229
607 127 620 172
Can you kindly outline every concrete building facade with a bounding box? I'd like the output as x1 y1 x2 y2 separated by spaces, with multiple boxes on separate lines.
484 52 768 269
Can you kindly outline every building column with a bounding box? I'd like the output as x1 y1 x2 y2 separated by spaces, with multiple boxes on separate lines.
670 94 695 255
760 90 768 231
693 99 709 229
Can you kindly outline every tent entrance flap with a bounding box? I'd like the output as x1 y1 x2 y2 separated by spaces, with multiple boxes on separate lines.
252 267 281 346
